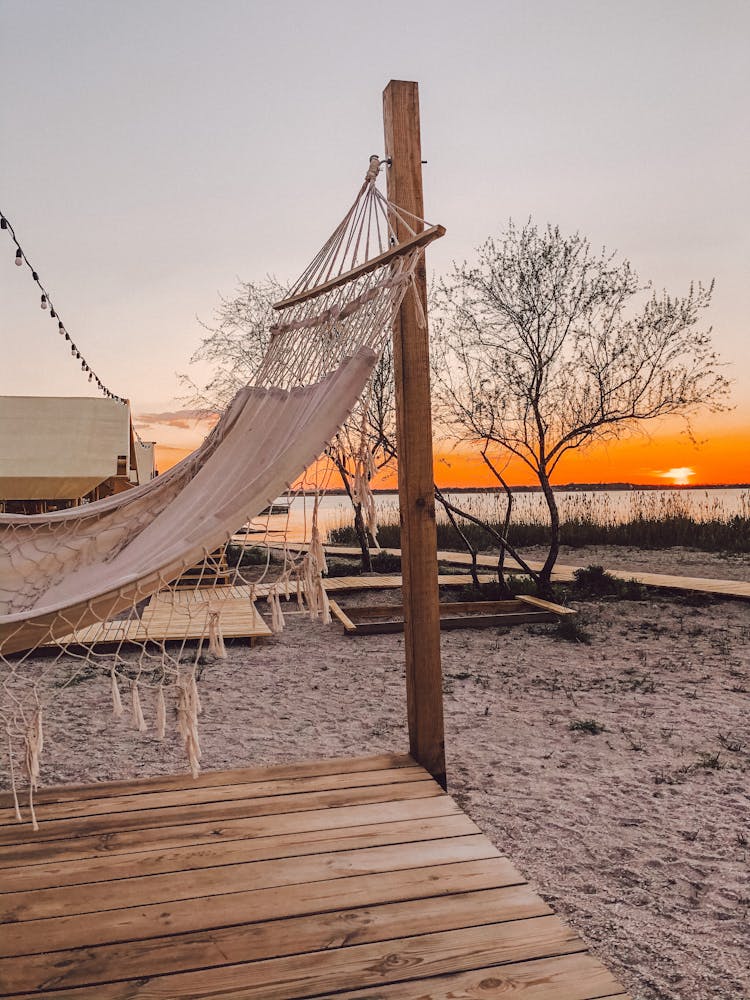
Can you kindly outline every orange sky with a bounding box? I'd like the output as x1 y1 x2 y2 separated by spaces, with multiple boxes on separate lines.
154 419 749 488
426 428 750 489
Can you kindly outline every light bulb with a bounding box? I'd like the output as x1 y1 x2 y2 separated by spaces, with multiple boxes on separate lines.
41 294 47 310
15 248 22 266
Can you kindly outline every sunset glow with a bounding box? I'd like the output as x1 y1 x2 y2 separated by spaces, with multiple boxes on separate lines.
657 467 696 486
152 419 750 488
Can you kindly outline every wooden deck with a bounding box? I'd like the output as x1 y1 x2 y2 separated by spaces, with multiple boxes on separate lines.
0 753 629 998
56 587 272 647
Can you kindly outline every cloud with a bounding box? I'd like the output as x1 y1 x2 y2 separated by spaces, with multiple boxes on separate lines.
133 408 219 431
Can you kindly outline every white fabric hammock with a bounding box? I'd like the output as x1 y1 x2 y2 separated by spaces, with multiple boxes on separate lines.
0 350 376 653
0 157 444 820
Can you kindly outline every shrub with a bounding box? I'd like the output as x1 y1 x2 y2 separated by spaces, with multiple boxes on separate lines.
370 551 402 574
225 544 270 568
554 617 592 644
325 558 362 577
571 565 646 600
569 718 605 734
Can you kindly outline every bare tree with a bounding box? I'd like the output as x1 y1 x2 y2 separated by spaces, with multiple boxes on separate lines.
179 278 279 411
182 280 396 569
433 220 731 593
328 343 397 572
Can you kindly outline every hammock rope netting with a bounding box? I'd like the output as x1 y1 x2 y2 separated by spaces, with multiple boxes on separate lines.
0 156 445 827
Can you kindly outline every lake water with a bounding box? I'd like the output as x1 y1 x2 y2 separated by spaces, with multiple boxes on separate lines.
249 487 748 544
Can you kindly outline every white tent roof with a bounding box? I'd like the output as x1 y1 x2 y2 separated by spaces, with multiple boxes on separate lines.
0 396 134 500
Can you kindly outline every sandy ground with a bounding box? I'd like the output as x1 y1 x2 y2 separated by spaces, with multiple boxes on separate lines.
2 546 749 1000
525 543 750 583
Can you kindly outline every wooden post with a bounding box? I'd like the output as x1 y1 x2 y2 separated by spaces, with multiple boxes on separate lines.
383 80 446 789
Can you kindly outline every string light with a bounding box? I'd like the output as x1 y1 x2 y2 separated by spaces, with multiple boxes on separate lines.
0 209 126 404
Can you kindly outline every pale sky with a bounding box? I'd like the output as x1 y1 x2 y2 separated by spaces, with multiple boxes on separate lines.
2 1 748 437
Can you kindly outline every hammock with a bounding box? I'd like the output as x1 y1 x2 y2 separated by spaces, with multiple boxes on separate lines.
0 157 444 823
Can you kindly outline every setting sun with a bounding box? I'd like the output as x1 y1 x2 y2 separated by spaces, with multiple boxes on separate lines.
657 467 696 486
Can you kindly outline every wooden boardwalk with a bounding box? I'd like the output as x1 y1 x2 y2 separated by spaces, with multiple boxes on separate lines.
0 753 629 999
273 543 750 601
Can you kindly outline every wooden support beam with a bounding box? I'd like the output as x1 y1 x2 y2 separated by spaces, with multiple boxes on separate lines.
383 80 446 789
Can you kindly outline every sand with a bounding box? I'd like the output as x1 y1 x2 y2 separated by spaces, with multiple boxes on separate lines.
2 544 749 1000
527 543 750 583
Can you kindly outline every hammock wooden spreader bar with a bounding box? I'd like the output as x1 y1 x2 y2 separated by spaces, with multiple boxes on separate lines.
273 224 446 311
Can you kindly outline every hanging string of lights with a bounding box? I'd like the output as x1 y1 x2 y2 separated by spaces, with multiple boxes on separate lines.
1 210 126 405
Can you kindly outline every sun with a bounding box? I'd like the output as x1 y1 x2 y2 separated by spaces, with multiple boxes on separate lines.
659 467 696 486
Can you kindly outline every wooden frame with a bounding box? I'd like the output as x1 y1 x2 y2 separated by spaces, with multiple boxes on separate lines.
330 596 576 636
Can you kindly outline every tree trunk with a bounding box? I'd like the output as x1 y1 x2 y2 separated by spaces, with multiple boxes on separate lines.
435 494 538 592
353 502 372 573
479 451 514 590
538 468 560 596
435 488 480 589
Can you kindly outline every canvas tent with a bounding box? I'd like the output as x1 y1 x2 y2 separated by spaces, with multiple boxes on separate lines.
0 396 155 510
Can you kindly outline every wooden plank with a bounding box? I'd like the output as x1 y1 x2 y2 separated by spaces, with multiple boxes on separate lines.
0 793 460 870
0 812 479 893
332 952 628 999
329 598 358 633
0 856 524 957
354 613 551 633
332 600 541 621
0 764 431 827
0 884 549 993
440 600 525 615
0 779 442 850
518 594 577 616
272 223 446 310
0 751 416 811
439 612 552 630
384 79 446 788
15 916 587 999
0 835 497 923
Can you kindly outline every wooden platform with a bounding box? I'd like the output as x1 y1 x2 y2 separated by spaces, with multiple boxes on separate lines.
0 753 629 998
58 588 272 647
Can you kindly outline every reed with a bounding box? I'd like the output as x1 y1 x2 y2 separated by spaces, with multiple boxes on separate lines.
328 490 750 553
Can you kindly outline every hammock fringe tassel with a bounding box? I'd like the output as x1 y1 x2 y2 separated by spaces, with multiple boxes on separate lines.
111 669 124 717
177 674 202 778
156 685 167 740
207 609 227 658
131 681 147 733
